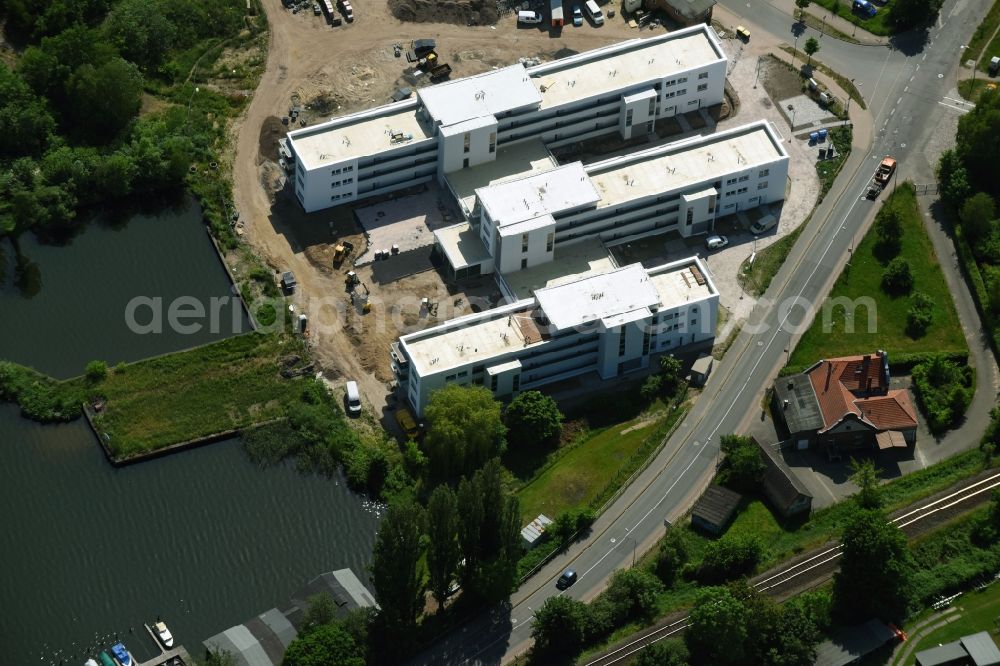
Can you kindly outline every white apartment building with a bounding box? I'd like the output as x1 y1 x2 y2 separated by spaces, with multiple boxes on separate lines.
435 120 790 286
396 257 718 416
285 25 727 212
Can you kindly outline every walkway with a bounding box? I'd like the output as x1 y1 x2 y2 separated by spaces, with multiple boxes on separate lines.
890 607 961 666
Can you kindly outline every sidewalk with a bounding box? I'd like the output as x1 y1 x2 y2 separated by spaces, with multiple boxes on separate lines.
720 0 889 46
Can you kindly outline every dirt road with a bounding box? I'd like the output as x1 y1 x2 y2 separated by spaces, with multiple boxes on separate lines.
231 0 652 412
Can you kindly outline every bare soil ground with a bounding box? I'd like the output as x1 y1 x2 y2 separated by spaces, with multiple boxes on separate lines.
231 0 652 414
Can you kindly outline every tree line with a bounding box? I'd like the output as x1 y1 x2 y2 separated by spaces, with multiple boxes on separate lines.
0 0 248 238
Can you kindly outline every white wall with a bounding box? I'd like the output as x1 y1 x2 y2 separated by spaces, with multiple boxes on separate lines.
495 221 556 274
438 121 499 175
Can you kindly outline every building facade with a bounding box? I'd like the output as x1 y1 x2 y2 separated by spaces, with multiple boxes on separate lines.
285 25 728 213
396 257 718 416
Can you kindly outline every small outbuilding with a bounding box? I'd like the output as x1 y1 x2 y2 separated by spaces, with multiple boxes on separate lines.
915 631 1000 666
813 619 897 666
691 484 742 535
521 514 553 549
758 441 812 518
689 353 714 387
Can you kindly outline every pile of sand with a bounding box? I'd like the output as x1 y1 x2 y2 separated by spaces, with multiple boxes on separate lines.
388 0 499 26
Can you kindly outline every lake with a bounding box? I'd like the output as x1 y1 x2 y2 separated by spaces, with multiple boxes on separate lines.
0 199 380 664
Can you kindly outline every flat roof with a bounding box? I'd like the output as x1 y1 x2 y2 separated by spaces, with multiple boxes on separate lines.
535 263 660 330
446 139 558 215
418 65 542 127
586 121 786 208
477 162 599 227
648 260 715 308
692 484 742 527
528 27 725 110
435 222 491 270
503 237 617 299
288 102 432 170
401 301 543 376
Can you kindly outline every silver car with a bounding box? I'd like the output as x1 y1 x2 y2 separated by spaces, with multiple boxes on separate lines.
705 234 729 250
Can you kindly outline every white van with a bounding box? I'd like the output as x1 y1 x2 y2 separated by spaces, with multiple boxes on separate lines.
517 9 543 23
345 381 362 415
584 0 604 24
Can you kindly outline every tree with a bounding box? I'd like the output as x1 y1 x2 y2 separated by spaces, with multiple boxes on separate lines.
426 485 461 610
423 385 506 483
833 508 914 621
369 500 425 631
698 533 763 583
85 359 108 383
0 64 55 158
874 202 904 255
955 89 1000 197
468 459 523 602
744 587 820 666
456 474 484 588
504 390 563 450
937 149 971 206
891 0 943 29
531 596 590 662
906 291 934 337
794 0 811 20
654 527 689 586
881 257 914 294
636 640 689 666
720 435 765 492
604 568 664 622
104 0 178 71
685 586 750 666
282 623 365 666
803 37 820 66
301 593 337 631
849 458 883 510
640 373 663 401
204 650 238 666
67 57 143 142
960 192 997 242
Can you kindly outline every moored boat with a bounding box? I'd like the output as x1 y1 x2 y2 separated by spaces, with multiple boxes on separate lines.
155 621 174 648
99 652 115 666
110 642 134 666
85 659 99 666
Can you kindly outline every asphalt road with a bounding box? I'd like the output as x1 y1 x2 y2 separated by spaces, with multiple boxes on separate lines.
410 0 995 662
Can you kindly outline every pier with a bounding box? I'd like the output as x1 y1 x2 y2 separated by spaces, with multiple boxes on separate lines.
136 623 194 666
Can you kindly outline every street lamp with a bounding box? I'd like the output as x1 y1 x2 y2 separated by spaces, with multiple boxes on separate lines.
961 45 978 97
845 78 855 116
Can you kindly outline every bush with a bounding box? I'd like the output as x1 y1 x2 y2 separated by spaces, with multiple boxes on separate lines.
882 257 914 294
719 435 765 493
0 361 84 422
912 355 973 434
504 390 563 449
698 533 763 583
640 374 662 401
654 528 689 587
85 360 108 383
603 568 664 622
906 291 934 337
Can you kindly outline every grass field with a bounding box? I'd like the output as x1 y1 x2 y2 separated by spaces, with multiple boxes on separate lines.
517 406 671 522
94 333 307 459
960 0 1000 67
788 183 967 369
904 571 1000 659
807 0 895 35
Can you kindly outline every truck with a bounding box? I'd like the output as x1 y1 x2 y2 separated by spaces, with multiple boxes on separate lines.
338 0 353 21
875 157 897 186
550 0 564 27
430 63 452 81
990 56 1000 76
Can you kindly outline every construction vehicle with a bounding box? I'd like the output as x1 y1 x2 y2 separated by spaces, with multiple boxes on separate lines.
430 63 452 82
412 39 436 58
333 243 347 267
875 157 897 187
351 281 371 313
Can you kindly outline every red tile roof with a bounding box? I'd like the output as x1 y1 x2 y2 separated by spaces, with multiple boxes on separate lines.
805 351 917 433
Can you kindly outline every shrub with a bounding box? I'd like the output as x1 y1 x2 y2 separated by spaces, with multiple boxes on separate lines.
882 257 914 295
906 291 934 337
640 374 662 401
912 355 973 434
654 528 689 587
504 390 563 449
85 360 108 383
698 533 763 583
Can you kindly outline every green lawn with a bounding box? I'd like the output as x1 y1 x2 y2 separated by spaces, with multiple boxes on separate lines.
93 332 308 459
961 0 1000 67
906 578 1000 658
517 415 664 522
807 0 895 35
788 183 967 369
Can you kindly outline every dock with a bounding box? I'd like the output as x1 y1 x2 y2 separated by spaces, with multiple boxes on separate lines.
136 623 194 666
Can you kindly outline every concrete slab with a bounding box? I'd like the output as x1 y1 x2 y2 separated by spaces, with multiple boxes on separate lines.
353 188 459 265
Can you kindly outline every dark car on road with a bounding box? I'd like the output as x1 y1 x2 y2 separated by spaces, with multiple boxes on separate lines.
556 569 577 589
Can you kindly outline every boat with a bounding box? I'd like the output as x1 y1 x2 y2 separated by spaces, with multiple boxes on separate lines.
110 642 134 666
155 620 174 648
99 652 115 666
85 659 99 666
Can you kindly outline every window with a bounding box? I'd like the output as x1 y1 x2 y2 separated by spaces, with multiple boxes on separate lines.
686 209 694 226
688 99 699 106
463 132 471 154
512 375 520 391
677 77 688 83
345 165 353 172
648 98 655 114
692 307 699 313
490 375 498 391
521 233 529 252
690 319 697 327
698 72 709 80
546 232 554 252
489 132 496 154
457 370 468 378
677 88 687 96
344 177 353 184
758 181 768 190
618 326 627 356
759 168 770 177
726 190 735 196
521 258 528 269
472 364 485 374
697 83 708 92
665 79 676 87
664 91 676 99
331 181 341 188
331 194 341 201
445 373 456 381
625 109 633 127
737 186 748 194
463 158 469 168
726 177 737 185
738 175 749 182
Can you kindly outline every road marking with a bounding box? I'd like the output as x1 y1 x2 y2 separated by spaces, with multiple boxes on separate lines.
943 96 972 105
923 53 928 61
897 96 903 105
916 64 921 71
938 101 972 113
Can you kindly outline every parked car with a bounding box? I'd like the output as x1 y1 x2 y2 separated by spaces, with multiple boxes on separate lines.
750 215 777 235
735 25 751 40
395 407 422 440
572 5 583 25
705 234 729 250
517 9 543 23
556 569 578 589
345 381 362 415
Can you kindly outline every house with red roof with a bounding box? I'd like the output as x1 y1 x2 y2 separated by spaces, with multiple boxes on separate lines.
772 351 918 458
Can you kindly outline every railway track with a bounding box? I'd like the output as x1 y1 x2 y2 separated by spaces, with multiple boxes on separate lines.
581 471 1000 666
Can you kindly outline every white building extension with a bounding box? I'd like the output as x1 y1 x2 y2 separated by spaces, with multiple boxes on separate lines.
435 120 789 285
285 25 727 213
396 257 718 416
